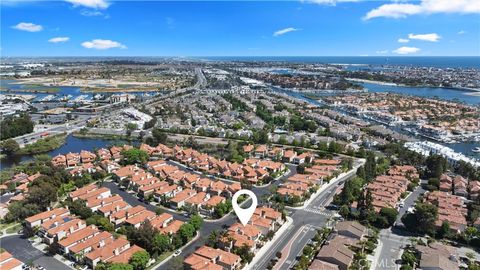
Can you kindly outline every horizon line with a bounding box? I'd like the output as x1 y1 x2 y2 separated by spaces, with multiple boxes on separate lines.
2 55 480 58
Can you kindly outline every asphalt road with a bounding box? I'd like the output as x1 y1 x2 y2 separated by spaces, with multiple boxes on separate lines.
97 160 358 270
14 117 92 147
371 182 427 270
396 183 426 225
102 162 297 269
251 176 352 270
0 194 13 204
1 235 70 270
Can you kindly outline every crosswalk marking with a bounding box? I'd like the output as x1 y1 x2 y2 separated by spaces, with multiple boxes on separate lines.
302 208 334 216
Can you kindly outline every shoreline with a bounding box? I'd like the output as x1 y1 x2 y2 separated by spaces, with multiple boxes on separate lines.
16 133 67 156
4 78 191 92
72 131 132 141
80 88 163 93
347 78 480 92
0 88 60 94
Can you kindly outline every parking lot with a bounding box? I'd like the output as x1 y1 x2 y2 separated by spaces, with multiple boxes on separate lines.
1 235 70 270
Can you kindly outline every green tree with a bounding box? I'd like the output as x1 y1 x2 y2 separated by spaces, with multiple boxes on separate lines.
25 180 57 210
207 230 219 248
438 221 451 239
68 199 93 219
178 223 195 243
339 205 350 218
401 250 417 267
379 207 398 227
4 202 39 222
0 139 20 156
214 201 232 218
402 203 438 235
234 244 254 263
356 166 366 180
127 220 157 252
86 215 115 232
252 129 269 144
0 114 34 140
152 233 171 256
129 250 150 270
463 227 478 244
121 149 149 165
425 154 447 179
189 215 203 231
125 123 138 137
108 263 134 270
151 128 168 144
364 151 377 181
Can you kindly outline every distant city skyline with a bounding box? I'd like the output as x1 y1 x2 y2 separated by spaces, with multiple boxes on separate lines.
1 0 479 57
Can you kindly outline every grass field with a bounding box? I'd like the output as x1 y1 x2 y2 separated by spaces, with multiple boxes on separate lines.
17 134 67 155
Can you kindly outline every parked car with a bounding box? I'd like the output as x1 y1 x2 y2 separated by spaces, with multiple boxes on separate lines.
173 250 181 257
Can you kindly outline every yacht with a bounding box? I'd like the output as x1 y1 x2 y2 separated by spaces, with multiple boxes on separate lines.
472 147 480 153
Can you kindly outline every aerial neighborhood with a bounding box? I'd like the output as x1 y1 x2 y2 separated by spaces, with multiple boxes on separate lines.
0 49 479 270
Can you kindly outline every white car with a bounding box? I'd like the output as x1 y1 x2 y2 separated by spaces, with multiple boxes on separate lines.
173 250 181 257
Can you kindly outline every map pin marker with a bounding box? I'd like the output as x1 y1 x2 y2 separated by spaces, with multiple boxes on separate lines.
232 189 258 226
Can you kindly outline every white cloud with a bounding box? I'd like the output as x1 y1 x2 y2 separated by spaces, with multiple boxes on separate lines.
81 39 126 49
398 38 410 43
304 0 359 5
393 46 421 54
408 33 441 42
364 0 480 20
80 10 103 16
273 27 301 37
66 0 109 9
49 37 70 43
12 22 43 32
376 50 389 54
458 30 467 34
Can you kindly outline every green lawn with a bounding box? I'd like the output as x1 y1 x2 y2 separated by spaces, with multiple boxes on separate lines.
147 251 173 269
17 134 67 155
5 224 22 234
0 222 19 231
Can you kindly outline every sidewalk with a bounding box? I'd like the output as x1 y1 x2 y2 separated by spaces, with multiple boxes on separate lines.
368 233 384 269
152 231 201 269
244 216 293 270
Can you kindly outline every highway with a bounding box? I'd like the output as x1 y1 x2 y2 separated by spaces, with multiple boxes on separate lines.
12 116 93 147
147 67 206 107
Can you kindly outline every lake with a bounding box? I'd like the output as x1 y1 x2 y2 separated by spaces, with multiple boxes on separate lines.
0 135 128 169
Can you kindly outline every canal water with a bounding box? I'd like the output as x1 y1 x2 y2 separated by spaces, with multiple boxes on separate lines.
0 135 128 170
2 80 478 169
269 86 480 159
363 82 480 105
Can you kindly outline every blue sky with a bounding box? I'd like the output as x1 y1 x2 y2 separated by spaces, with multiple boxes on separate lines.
1 0 479 56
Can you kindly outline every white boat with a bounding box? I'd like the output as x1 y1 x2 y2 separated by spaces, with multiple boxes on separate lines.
473 147 480 153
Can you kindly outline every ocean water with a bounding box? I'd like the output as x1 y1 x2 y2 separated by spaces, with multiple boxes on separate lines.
199 56 480 69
